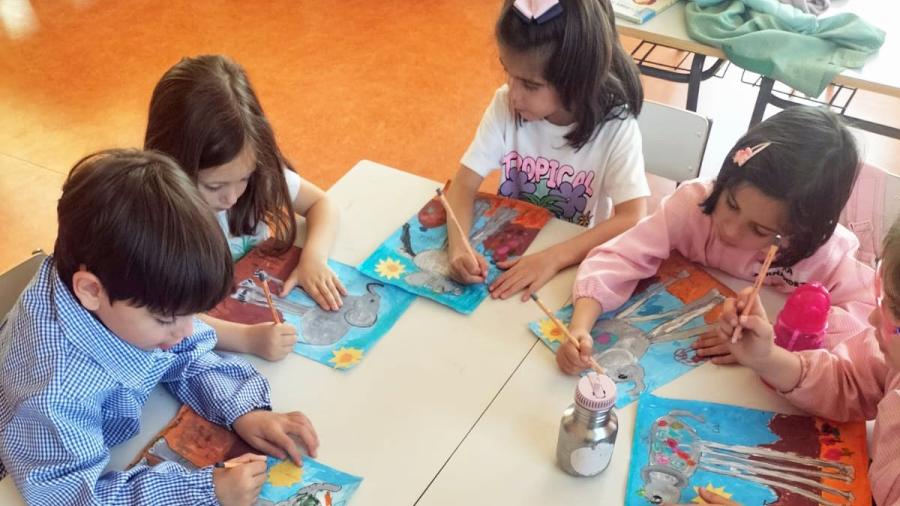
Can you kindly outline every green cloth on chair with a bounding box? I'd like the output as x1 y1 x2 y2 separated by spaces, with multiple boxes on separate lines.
686 0 885 96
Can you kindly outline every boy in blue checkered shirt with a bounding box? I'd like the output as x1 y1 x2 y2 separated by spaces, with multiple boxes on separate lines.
0 150 319 505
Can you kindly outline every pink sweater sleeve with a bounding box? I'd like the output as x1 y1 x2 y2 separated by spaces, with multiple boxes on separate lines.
573 182 706 311
782 329 888 421
869 386 900 506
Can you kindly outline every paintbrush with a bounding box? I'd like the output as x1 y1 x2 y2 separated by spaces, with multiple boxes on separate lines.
530 293 606 375
731 235 781 343
255 270 283 324
435 187 485 278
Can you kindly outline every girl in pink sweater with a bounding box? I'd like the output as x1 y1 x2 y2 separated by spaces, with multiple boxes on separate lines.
702 217 900 506
558 106 875 374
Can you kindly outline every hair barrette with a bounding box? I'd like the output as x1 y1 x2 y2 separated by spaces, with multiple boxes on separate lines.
732 142 771 167
513 0 563 24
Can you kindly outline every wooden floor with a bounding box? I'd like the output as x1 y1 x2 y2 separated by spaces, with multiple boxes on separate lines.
1 0 897 273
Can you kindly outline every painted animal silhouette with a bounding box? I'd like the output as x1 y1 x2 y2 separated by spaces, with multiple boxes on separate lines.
591 271 724 397
144 436 343 506
266 483 342 506
640 411 855 506
233 271 383 345
398 198 520 295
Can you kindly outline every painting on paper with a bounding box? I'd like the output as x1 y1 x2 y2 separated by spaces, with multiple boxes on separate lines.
529 252 733 407
358 191 552 314
209 239 415 370
626 394 870 505
134 405 362 506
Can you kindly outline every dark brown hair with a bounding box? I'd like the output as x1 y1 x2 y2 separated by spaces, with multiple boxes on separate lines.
496 0 643 150
54 149 233 316
144 54 296 255
700 106 860 267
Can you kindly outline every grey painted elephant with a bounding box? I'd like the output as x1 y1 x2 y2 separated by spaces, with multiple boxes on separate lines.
640 410 855 505
294 282 382 345
590 272 723 397
397 197 520 295
399 223 465 295
263 483 343 506
232 272 383 345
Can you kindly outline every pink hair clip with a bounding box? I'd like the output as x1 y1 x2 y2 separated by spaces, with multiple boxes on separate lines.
732 142 771 167
513 0 563 24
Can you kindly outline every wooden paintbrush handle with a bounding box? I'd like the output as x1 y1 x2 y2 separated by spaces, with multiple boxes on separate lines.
259 280 282 324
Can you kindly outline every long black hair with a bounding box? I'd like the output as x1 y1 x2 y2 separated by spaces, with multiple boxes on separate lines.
496 0 643 150
700 106 860 267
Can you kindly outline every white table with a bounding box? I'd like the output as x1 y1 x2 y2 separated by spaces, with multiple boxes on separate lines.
416 270 796 505
0 160 799 505
0 160 584 505
619 1 900 136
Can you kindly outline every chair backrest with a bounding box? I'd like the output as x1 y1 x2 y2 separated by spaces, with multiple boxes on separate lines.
637 100 712 184
0 252 47 322
839 163 900 266
637 101 712 213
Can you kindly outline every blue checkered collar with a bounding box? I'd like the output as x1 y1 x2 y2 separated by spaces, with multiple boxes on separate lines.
41 258 172 389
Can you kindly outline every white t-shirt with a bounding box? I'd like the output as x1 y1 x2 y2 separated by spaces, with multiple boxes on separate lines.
216 167 302 260
461 85 649 226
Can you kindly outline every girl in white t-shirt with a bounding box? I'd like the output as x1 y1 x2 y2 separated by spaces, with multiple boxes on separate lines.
447 0 649 301
145 54 344 361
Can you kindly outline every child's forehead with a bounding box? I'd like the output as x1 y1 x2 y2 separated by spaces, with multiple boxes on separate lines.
498 44 550 81
197 144 257 182
724 183 789 232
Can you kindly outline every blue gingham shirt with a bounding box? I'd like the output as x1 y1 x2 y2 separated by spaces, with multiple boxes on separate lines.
0 258 272 505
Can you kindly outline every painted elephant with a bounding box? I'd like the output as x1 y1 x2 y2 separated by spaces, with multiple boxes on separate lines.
232 273 384 345
590 272 723 397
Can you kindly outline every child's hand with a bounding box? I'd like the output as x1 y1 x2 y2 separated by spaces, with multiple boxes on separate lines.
248 323 297 361
555 330 594 375
490 251 561 301
692 330 737 365
662 486 742 505
280 257 347 311
212 453 268 506
233 410 319 465
719 287 774 366
448 244 488 284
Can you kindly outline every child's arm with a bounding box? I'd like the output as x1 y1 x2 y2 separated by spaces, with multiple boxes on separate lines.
557 297 604 375
490 197 646 300
723 288 888 420
201 313 297 361
279 178 347 311
160 320 272 427
160 320 319 460
1 396 225 505
555 184 712 375
572 185 692 315
446 166 489 284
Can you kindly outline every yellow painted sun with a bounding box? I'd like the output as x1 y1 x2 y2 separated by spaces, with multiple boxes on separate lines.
268 459 303 487
374 258 405 280
691 483 733 504
538 318 566 343
329 347 364 369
